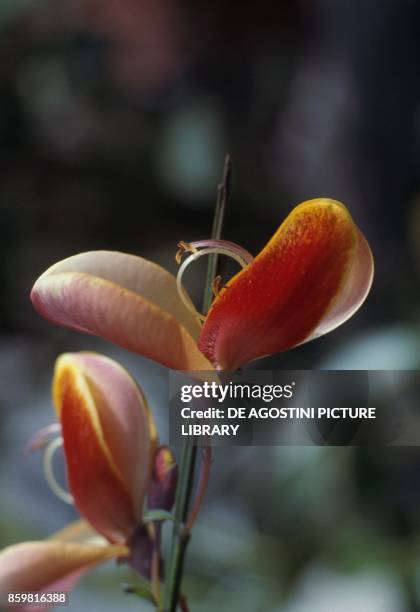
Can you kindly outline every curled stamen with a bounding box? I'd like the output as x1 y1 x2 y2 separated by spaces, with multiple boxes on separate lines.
212 275 223 297
176 240 254 323
43 436 74 505
175 241 198 265
25 423 62 454
178 239 254 266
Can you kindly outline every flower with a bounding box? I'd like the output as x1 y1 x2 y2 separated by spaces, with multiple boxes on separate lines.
0 522 128 610
31 199 373 370
0 352 158 606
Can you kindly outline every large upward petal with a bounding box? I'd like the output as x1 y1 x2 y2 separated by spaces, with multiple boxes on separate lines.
53 352 156 543
199 199 374 370
31 251 212 371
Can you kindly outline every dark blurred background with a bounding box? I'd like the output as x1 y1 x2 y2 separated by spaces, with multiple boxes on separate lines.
1 1 420 610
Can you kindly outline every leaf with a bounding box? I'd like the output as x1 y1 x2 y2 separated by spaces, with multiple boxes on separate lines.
121 580 156 604
142 510 175 523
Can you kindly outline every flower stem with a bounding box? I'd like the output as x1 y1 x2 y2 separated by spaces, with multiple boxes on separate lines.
162 156 230 612
202 154 231 314
151 524 162 606
185 447 213 533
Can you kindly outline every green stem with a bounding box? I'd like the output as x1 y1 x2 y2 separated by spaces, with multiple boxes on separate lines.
202 154 231 313
162 156 231 612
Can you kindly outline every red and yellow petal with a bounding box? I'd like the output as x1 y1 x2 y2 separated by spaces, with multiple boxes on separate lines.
199 199 374 370
53 352 157 543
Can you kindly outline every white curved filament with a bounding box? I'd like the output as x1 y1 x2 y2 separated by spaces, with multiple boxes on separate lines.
176 246 252 324
43 436 74 505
